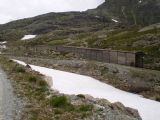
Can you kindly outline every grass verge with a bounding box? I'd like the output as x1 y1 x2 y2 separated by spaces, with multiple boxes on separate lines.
0 56 94 120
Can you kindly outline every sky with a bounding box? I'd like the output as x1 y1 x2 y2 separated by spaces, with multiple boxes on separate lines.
0 0 105 24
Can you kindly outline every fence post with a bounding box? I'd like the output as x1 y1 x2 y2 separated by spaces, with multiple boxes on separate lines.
109 50 110 63
125 52 127 65
117 51 118 64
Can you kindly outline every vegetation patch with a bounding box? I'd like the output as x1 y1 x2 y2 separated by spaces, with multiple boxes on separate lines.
78 105 93 112
0 56 94 120
77 94 85 99
50 96 68 108
14 66 26 73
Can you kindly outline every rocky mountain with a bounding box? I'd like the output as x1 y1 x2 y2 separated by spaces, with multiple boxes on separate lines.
88 0 160 26
0 0 160 70
0 0 159 39
0 1 159 119
0 12 110 41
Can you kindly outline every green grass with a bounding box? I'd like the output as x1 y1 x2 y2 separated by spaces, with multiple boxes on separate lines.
28 76 37 83
14 66 26 73
54 109 64 114
30 110 39 120
78 105 93 112
47 39 69 46
50 96 68 108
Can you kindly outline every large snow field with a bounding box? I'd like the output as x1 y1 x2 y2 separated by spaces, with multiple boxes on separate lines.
13 59 160 120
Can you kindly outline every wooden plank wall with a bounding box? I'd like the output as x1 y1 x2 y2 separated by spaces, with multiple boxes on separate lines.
54 46 140 67
7 45 143 67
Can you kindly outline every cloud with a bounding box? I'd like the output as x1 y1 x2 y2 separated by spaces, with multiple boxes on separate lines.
0 0 105 24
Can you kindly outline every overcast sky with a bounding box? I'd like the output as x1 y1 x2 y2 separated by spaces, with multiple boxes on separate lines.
0 0 105 24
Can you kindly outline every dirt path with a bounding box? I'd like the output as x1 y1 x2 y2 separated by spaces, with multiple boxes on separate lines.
0 67 20 120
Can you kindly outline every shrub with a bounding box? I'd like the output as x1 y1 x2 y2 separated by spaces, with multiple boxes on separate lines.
54 109 64 114
79 105 93 112
14 66 25 73
156 96 160 102
30 110 38 120
100 67 109 75
81 113 90 119
128 84 150 93
37 79 47 87
50 96 68 107
28 76 47 87
36 86 48 93
28 76 37 83
77 94 85 99
8 60 13 62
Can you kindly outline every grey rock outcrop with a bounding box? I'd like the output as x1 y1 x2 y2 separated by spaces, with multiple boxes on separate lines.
69 95 142 120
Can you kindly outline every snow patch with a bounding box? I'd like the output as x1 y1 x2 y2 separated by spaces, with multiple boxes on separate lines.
0 45 6 49
21 35 36 40
95 16 100 18
139 0 142 3
0 41 7 44
13 59 160 120
112 19 119 23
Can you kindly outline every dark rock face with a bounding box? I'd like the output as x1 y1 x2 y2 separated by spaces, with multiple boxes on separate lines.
26 64 31 68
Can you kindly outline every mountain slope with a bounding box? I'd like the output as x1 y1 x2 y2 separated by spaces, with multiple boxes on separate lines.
0 0 160 40
0 0 160 42
88 0 160 26
0 12 111 41
0 0 160 70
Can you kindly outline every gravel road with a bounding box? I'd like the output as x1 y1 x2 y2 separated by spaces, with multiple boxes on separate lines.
0 67 21 120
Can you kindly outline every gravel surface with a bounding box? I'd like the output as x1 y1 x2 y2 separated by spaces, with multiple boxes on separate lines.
0 67 21 120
